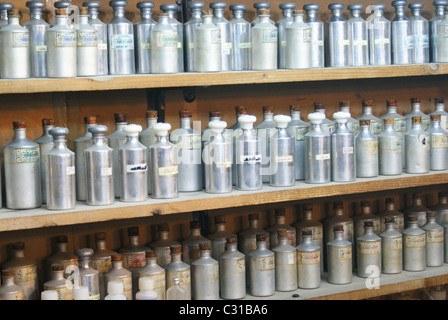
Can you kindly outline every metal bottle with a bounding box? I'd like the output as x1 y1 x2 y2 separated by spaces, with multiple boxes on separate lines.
354 201 381 240
368 3 391 66
323 202 354 247
296 229 321 289
107 112 127 198
210 2 232 71
326 3 350 67
405 97 430 131
378 198 405 232
75 248 100 300
194 10 222 72
409 2 430 63
348 3 368 66
357 99 383 135
378 118 403 175
277 2 296 69
270 115 294 187
181 221 211 265
331 111 356 182
4 120 41 209
139 110 158 147
428 114 448 170
327 225 352 285
191 243 219 300
45 235 78 280
252 2 274 26
83 1 108 75
285 10 312 69
0 270 25 300
134 1 156 74
431 97 448 130
402 215 426 271
252 9 277 70
43 265 73 300
85 125 114 206
201 111 221 186
379 217 403 274
150 13 178 74
219 236 246 300
405 116 430 174
313 101 335 134
51 1 75 28
206 215 237 260
108 0 135 75
235 114 262 190
303 4 325 68
430 0 448 62
185 1 204 72
91 232 117 300
305 112 331 184
267 208 296 247
356 221 382 278
230 4 251 70
203 120 232 193
160 3 184 72
356 120 379 178
24 1 48 78
287 105 309 180
432 191 448 225
0 2 13 28
404 192 429 227
339 101 359 135
230 106 248 185
249 234 275 296
34 118 54 204
255 106 276 183
164 245 191 300
391 0 414 65
137 251 166 300
104 254 133 300
148 223 180 267
422 211 444 267
75 116 97 201
119 124 148 202
272 229 297 292
76 7 98 77
437 12 448 62
380 99 406 168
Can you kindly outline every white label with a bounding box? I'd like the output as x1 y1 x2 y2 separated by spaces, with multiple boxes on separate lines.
98 42 107 50
15 147 39 163
127 164 148 173
315 153 330 161
101 167 112 176
177 42 182 48
423 118 431 131
216 161 232 168
431 135 448 149
35 45 47 52
155 32 177 48
312 39 324 46
56 32 76 47
389 237 402 250
343 147 354 154
110 34 134 50
12 32 29 47
255 256 275 271
338 39 350 46
235 258 245 274
404 234 425 248
140 42 151 50
222 42 232 55
427 229 444 243
67 166 76 175
276 155 293 163
303 29 312 43
404 35 414 49
390 137 403 152
374 37 390 45
263 29 278 43
365 140 379 154
240 154 262 164
77 31 98 47
352 39 368 46
158 165 178 176
297 250 320 265
415 34 429 48
394 119 406 133
239 42 251 49
370 120 383 134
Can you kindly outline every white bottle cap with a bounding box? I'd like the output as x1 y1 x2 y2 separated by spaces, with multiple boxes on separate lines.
273 115 291 128
73 286 90 300
238 115 257 130
308 112 325 124
332 111 349 123
208 120 227 132
153 122 171 136
108 280 124 295
41 290 58 300
123 124 142 137
139 277 155 291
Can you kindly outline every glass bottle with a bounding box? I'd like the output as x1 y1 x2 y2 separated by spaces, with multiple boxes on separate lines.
272 229 297 292
405 116 430 174
303 3 325 68
43 264 73 300
429 0 448 62
377 197 405 232
432 191 448 226
287 105 309 180
356 221 382 278
0 270 25 300
326 3 350 67
134 1 157 74
45 235 78 280
137 251 166 300
165 245 191 300
191 243 219 300
402 215 426 271
166 277 188 300
251 9 277 70
267 207 296 247
207 215 237 260
327 225 352 284
277 2 296 69
348 3 368 66
428 114 448 171
255 106 276 183
422 211 444 267
270 115 294 187
148 223 180 267
219 236 246 299
378 118 403 175
296 229 321 289
34 118 54 204
104 254 132 300
107 112 127 198
405 97 430 131
249 234 275 297
431 97 448 131
285 9 312 69
185 1 204 72
356 120 379 178
75 248 100 300
181 220 211 265
368 3 391 66
331 111 356 182
210 1 232 71
230 4 251 70
160 3 184 72
91 232 117 300
150 13 178 74
76 6 98 77
391 0 414 65
379 217 403 274
409 2 430 63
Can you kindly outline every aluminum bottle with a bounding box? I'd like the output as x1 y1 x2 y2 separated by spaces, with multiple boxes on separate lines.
327 225 352 284
348 3 368 66
404 192 429 227
206 215 237 260
230 4 251 70
304 4 325 68
47 8 76 77
357 221 382 278
287 105 309 180
391 0 414 65
140 110 158 147
272 229 297 291
354 201 381 240
148 223 180 267
191 243 219 300
339 101 359 135
185 1 204 72
405 116 430 174
437 12 448 62
134 1 156 74
181 221 211 265
314 101 335 134
201 111 221 186
428 114 448 170
368 3 391 66
75 116 97 201
430 0 448 62
378 118 403 175
51 1 75 28
194 10 222 72
323 202 354 247
137 251 166 300
4 120 41 209
432 191 448 225
85 125 114 206
277 3 296 69
255 106 276 183
160 3 184 72
252 2 274 26
24 1 48 78
305 112 331 184
230 106 247 185
380 99 406 168
252 10 277 70
119 124 148 202
83 1 108 75
402 215 426 271
107 112 127 198
165 245 191 300
76 7 98 77
0 270 25 300
356 120 379 178
108 0 135 75
326 3 349 67
210 2 231 71
104 254 132 300
91 232 117 300
285 10 312 69
296 229 321 289
409 2 430 63
422 211 444 267
219 236 245 299
357 99 383 135
204 120 232 193
331 111 356 182
150 13 178 74
405 97 430 131
249 234 275 297
43 265 73 300
379 217 403 274
45 235 78 280
75 248 100 300
267 208 296 247
378 198 405 232
0 2 13 28
431 97 448 130
34 118 54 204
270 115 294 187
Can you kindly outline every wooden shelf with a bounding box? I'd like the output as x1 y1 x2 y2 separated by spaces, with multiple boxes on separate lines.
0 63 447 94
0 171 446 233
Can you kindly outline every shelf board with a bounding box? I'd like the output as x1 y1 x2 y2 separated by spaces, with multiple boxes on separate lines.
0 63 447 94
0 171 446 233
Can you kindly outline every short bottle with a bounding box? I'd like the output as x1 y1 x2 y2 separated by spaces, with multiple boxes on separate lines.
421 211 444 267
405 116 430 174
181 221 212 265
272 229 297 292
148 223 180 267
404 192 430 227
249 234 275 297
327 225 352 285
136 277 157 300
164 245 191 300
428 114 448 171
206 215 237 261
105 281 127 300
0 270 25 300
379 217 403 274
356 120 379 178
331 111 356 182
191 243 219 300
402 215 426 271
137 251 166 300
296 229 321 289
378 118 403 175
219 236 246 300
34 118 55 204
270 115 294 187
104 254 132 300
43 264 73 300
356 221 382 278
75 248 100 300
377 198 405 232
267 207 296 247
251 9 278 70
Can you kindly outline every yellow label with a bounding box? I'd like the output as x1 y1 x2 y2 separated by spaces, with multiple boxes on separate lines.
235 258 246 274
140 272 166 289
44 285 73 300
358 240 381 255
365 140 379 154
91 258 112 274
158 165 178 176
122 253 146 268
15 265 37 283
427 229 444 243
255 256 275 271
404 234 426 248
338 246 352 260
297 250 320 265
431 135 448 149
389 237 403 250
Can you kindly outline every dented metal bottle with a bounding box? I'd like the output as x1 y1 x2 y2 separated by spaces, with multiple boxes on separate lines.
404 192 429 227
331 111 356 182
230 4 251 70
181 221 211 265
430 0 448 62
194 10 222 72
272 229 297 292
0 270 25 300
327 225 352 284
191 243 219 300
270 115 294 187
409 2 430 64
206 215 237 260
379 217 403 274
251 9 278 70
428 114 448 171
356 221 382 278
160 3 184 72
326 3 350 67
378 118 403 175
304 4 325 68
43 265 72 300
277 2 296 69
107 112 127 198
148 223 180 267
185 1 204 72
356 120 379 178
405 116 430 174
91 232 117 300
150 13 178 74
402 215 426 271
134 1 156 74
267 208 296 247
432 191 448 226
348 3 368 66
391 0 414 65
210 2 232 71
219 236 246 300
422 211 444 267
75 248 100 300
287 105 309 180
137 251 166 300
249 234 275 297
368 3 391 66
104 254 133 300
34 118 55 204
24 1 48 78
405 97 430 131
378 198 405 232
76 7 98 77
285 9 312 69
165 245 191 300
431 97 448 131
296 229 321 289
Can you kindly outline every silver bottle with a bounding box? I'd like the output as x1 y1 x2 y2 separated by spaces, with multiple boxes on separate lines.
75 248 100 300
43 265 72 300
138 252 166 300
357 221 382 278
4 120 41 209
34 118 54 204
354 201 381 239
255 106 276 183
437 12 448 62
107 112 127 198
379 217 403 274
402 215 426 271
0 9 30 79
45 235 78 280
85 125 114 206
83 1 108 75
219 236 246 299
378 198 405 232
76 6 98 77
296 229 321 289
46 128 76 211
134 1 156 74
314 101 335 134
270 115 294 187
201 111 222 186
305 112 331 184
249 234 275 297
191 243 219 300
210 2 232 71
405 97 430 131
331 111 356 182
409 2 430 63
104 254 133 300
160 3 184 72
0 270 25 300
251 9 277 70
252 2 274 26
285 9 312 69
405 116 430 174
277 2 296 69
230 106 248 185
357 99 383 135
391 0 414 65
185 1 204 72
432 191 448 225
287 105 309 180
0 2 13 28
422 211 444 267
150 13 178 73
207 215 236 260
108 0 135 75
430 0 448 62
404 192 429 227
181 221 212 265
267 208 296 247
148 223 180 267
24 1 48 78
47 8 77 78
230 4 251 70
91 232 117 300
326 3 350 67
339 101 359 135
356 120 379 178
304 4 325 68
327 225 352 285
348 3 368 66
139 110 157 194
380 99 406 168
165 245 191 300
368 3 391 66
428 114 448 170
52 1 75 28
194 10 222 72
431 97 448 131
378 118 403 175
75 116 97 201
272 229 297 292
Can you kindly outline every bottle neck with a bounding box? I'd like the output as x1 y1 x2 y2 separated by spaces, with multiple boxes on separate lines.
12 250 25 259
79 15 89 24
200 250 211 258
203 15 213 24
165 10 175 19
116 122 127 131
431 120 441 129
384 123 395 132
147 257 157 266
113 7 126 18
180 117 191 129
331 9 342 17
259 15 270 23
250 219 259 228
385 223 396 231
302 235 313 244
191 9 202 19
290 111 301 120
334 208 344 216
278 237 289 245
440 197 448 204
159 230 169 240
216 223 226 232
79 259 91 269
232 10 244 18
156 135 168 143
54 138 68 150
227 243 237 252
293 14 304 22
52 270 66 281
411 9 421 16
129 236 140 246
350 10 361 18
411 123 423 130
127 136 140 144
30 10 44 20
92 135 106 145
387 106 398 114
303 211 312 220
57 243 68 253
360 125 370 133
435 103 446 112
282 9 293 17
362 106 373 115
88 8 100 19
55 15 69 25
213 9 224 18
306 10 317 21
336 121 348 130
140 9 152 19
146 118 157 128
436 6 445 16
408 221 419 229
311 123 323 131
43 125 55 136
361 206 371 214
8 16 19 25
414 198 422 206
334 231 344 240
171 253 181 262
256 241 267 250
96 240 107 251
112 260 124 270
13 128 27 140
191 228 201 237
364 227 375 235
412 103 422 112
386 203 395 211
275 215 286 225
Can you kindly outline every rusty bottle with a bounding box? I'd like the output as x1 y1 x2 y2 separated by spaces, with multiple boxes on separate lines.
91 232 117 300
34 118 55 204
249 234 275 297
377 198 405 232
45 235 78 281
104 254 133 300
404 192 429 227
165 245 191 300
219 236 246 299
422 211 444 267
356 221 382 278
206 215 237 261
296 229 321 289
272 229 297 292
267 207 296 247
0 270 25 300
137 251 166 300
379 217 403 274
43 265 73 300
403 215 426 271
181 221 212 265
106 112 127 198
148 223 180 267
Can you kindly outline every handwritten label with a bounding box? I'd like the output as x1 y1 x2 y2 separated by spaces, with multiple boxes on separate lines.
101 167 112 176
315 153 330 161
158 165 178 176
241 154 262 164
427 229 444 243
358 240 380 255
15 147 39 163
255 256 275 271
338 246 352 260
77 31 98 47
67 166 76 175
276 155 293 163
404 234 425 248
389 237 403 250
127 164 148 173
297 250 320 265
110 34 134 50
12 32 29 47
235 258 245 273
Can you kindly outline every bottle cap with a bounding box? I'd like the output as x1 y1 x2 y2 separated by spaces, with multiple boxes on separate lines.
426 211 436 218
362 99 374 107
302 229 312 236
238 115 257 129
230 3 246 11
8 8 19 17
339 101 350 108
289 105 301 112
83 1 101 9
88 124 108 135
199 242 211 251
209 111 221 118
79 6 88 14
333 111 349 122
26 1 46 9
359 119 370 126
137 1 155 10
254 2 270 9
208 120 227 131
307 112 325 124
210 1 227 10
51 264 65 271
277 229 288 238
411 97 421 104
111 254 122 261
73 286 90 300
412 116 422 123
202 9 213 15
235 106 247 115
2 270 14 277
139 277 156 292
364 220 374 228
13 120 26 129
431 114 441 121
275 207 286 216
262 106 274 113
108 281 124 295
153 123 171 136
41 290 59 300
170 245 182 254
333 225 344 232
274 115 291 128
435 97 444 104
114 112 127 123
383 118 394 125
408 215 419 222
280 2 296 10
158 223 169 232
293 9 304 14
189 1 205 9
123 124 142 136
84 116 97 125
258 9 270 15
128 226 139 236
227 236 237 244
146 110 157 119
179 109 192 118
42 118 55 126
386 99 397 107
95 232 106 240
313 101 325 110
190 220 201 229
384 216 395 224
146 251 157 258
256 234 267 242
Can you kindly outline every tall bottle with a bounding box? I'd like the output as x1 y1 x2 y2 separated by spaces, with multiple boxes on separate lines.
255 106 276 183
422 211 444 267
160 3 184 72
4 121 40 209
207 215 237 260
104 254 133 300
194 10 222 72
430 0 448 62
272 229 297 292
277 2 296 69
338 101 359 135
230 106 247 185
285 9 312 69
378 198 405 232
45 235 78 280
76 6 98 77
431 97 448 130
327 225 352 284
303 4 325 68
348 3 368 66
202 112 221 186
406 97 430 131
150 13 178 74
137 251 166 300
191 243 219 300
148 223 180 267
313 101 335 134
181 221 211 265
436 12 448 62
267 208 296 247
34 118 54 205
409 2 430 63
249 234 275 297
391 0 414 65
43 265 73 300
428 114 448 170
107 112 127 198
0 2 13 28
75 248 100 300
24 1 49 78
252 9 278 70
356 120 379 178
432 191 448 225
134 1 156 74
402 215 426 271
405 116 430 174
91 232 117 300
164 245 191 300
326 3 350 67
380 99 406 168
185 1 204 72
270 115 294 187
296 229 321 289
287 105 309 180
356 221 382 278
219 236 246 299
378 118 403 175
230 4 251 70
331 111 356 182
210 2 232 71
108 0 135 75
404 192 429 227
368 3 391 66
379 217 403 274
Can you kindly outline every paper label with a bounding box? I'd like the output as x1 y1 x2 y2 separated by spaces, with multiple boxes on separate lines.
394 216 404 230
263 29 278 43
122 253 146 268
177 42 182 49
211 30 221 44
404 234 425 248
100 167 112 177
297 250 320 265
121 275 133 295
403 35 414 49
285 252 297 265
178 269 191 285
338 39 350 46
127 164 148 173
312 39 324 46
67 166 76 175
91 258 112 274
140 42 151 50
98 42 107 50
374 37 390 45
35 45 47 52
77 31 98 47
155 32 177 48
239 42 251 49
315 153 330 161
56 32 76 47
343 147 354 154
349 122 360 135
216 161 232 168
12 32 29 47
365 140 378 154
352 39 368 46
370 120 383 134
390 137 403 152
158 165 178 176
345 223 354 238
427 229 444 243
88 293 101 300
7 291 25 300
337 246 352 260
255 256 275 271
295 126 310 141
276 155 293 162
240 154 262 164
358 240 381 255
15 147 39 163
222 42 232 55
140 272 166 289
110 34 134 50
185 136 201 150
280 40 287 47
15 265 37 282
415 34 429 48
308 226 323 240
431 135 448 149
235 258 246 273
394 119 406 133
389 237 403 250
303 29 312 43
